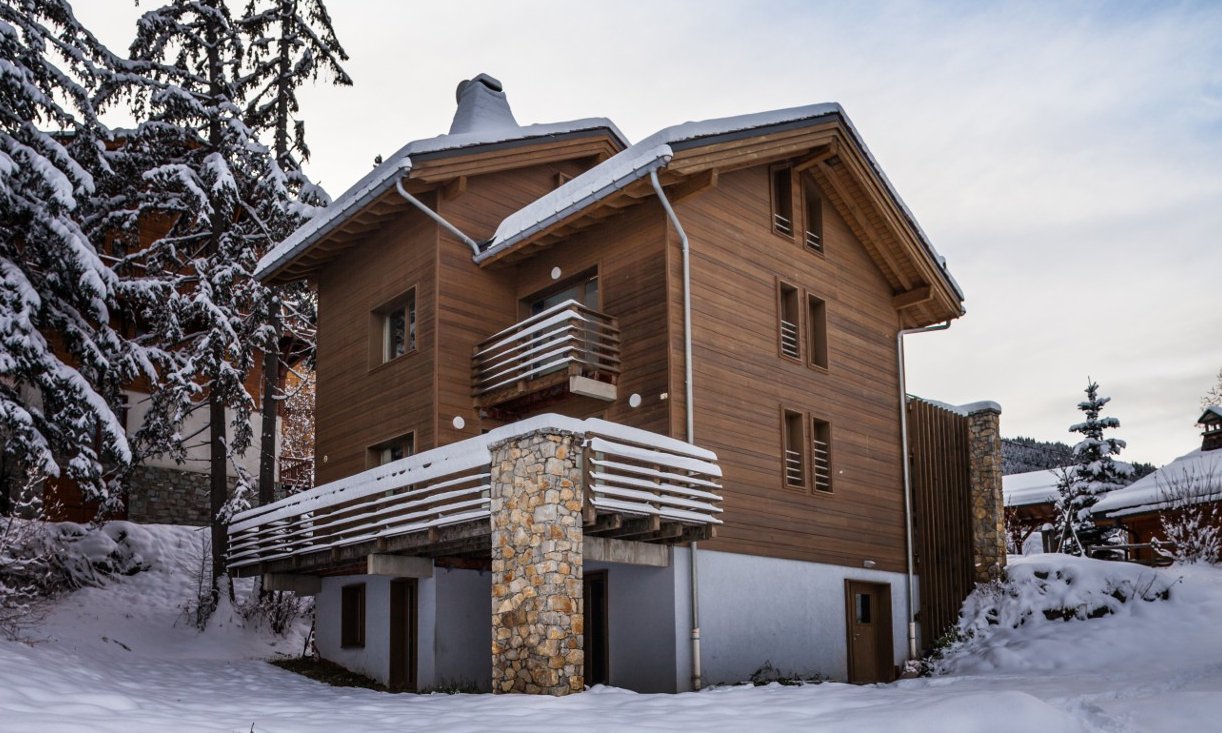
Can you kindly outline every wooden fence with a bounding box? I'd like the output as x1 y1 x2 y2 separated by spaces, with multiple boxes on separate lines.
908 397 975 651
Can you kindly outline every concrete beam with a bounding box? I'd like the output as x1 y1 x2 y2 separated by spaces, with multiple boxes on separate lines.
262 573 322 596
367 553 433 578
585 535 670 567
570 375 616 402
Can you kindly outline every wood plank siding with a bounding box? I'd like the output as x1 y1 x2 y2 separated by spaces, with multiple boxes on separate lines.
670 164 909 571
907 398 974 649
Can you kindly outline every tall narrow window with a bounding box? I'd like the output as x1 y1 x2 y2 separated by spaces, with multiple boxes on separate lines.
374 289 416 365
807 293 828 369
341 583 366 648
803 178 824 252
368 432 415 467
812 418 832 493
783 409 806 489
778 282 800 360
771 166 793 237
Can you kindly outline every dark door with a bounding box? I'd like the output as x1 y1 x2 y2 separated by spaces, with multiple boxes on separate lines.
845 580 894 684
583 571 608 686
389 578 417 691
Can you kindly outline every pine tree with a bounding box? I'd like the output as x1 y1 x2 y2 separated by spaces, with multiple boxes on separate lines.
240 0 348 505
100 0 281 586
1054 380 1133 555
0 0 146 515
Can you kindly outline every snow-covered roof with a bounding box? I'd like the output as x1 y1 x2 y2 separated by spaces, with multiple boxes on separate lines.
1093 449 1222 518
257 84 962 304
1003 468 1064 508
910 398 1002 417
1199 405 1222 424
254 75 626 281
479 104 965 302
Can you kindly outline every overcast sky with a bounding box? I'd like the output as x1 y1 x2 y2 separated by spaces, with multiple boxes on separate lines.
77 0 1222 466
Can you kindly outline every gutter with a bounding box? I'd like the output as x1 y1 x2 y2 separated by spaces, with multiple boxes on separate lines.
650 169 702 692
394 179 481 256
896 320 951 661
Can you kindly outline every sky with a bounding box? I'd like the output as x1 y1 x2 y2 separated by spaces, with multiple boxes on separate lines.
76 0 1222 467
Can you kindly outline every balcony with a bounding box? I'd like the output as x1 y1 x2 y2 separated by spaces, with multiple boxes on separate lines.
472 300 620 413
226 415 722 577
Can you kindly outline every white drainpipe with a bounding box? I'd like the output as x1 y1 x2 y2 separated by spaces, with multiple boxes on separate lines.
896 320 951 660
650 169 702 691
395 178 481 256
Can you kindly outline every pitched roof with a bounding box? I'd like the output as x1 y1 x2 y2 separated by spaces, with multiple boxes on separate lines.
1093 449 1222 517
1199 405 1222 424
478 103 964 302
1003 468 1065 507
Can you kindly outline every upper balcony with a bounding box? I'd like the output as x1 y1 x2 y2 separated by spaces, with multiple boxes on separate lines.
226 415 723 577
472 300 620 414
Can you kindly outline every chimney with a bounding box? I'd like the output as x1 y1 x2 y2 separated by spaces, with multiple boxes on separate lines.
448 73 519 135
1200 407 1222 452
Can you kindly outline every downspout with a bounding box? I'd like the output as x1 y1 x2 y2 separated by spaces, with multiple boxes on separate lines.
897 320 951 661
395 179 481 256
651 169 702 691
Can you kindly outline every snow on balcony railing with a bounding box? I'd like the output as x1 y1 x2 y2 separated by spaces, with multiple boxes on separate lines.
472 299 620 397
227 415 722 571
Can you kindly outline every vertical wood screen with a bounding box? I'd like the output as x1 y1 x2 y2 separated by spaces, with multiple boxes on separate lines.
908 397 974 651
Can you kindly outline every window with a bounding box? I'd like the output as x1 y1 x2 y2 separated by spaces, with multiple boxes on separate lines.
812 418 832 493
368 432 415 467
782 409 806 489
341 583 366 648
807 294 828 369
778 282 800 360
527 270 598 315
373 289 416 365
770 165 793 237
802 176 824 252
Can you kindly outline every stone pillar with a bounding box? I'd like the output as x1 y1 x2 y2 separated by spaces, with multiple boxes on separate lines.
489 430 584 695
967 405 1006 581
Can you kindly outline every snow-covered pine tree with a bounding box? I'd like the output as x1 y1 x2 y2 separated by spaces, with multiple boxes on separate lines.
240 0 349 505
101 0 285 586
1054 380 1133 555
0 0 148 516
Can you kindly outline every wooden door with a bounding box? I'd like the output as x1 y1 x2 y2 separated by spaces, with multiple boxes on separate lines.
389 578 418 691
583 571 608 686
844 580 894 684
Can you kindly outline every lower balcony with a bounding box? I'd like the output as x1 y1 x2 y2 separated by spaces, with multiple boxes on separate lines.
226 415 722 577
471 300 620 415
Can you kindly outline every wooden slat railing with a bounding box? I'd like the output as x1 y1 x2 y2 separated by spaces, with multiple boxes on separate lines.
472 299 620 396
228 416 723 572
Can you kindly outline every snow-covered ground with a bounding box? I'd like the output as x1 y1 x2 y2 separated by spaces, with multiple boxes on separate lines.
2 525 1220 732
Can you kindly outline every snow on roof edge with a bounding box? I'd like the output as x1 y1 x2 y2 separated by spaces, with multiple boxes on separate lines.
1094 448 1222 516
481 103 964 302
254 117 627 281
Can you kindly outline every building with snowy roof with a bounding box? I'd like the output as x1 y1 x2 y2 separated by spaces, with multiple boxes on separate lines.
1093 407 1222 556
227 74 1000 694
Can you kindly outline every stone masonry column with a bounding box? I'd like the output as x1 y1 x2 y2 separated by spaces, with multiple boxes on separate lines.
489 430 584 695
967 404 1006 581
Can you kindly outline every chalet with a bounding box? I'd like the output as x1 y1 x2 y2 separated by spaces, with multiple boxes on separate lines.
229 74 1003 694
1094 407 1222 555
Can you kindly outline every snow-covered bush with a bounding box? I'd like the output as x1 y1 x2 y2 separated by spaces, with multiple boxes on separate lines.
933 555 1175 673
238 583 312 637
1 517 155 637
1154 468 1221 565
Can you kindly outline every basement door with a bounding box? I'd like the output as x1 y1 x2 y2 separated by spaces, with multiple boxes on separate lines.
583 571 608 686
389 578 417 691
844 580 894 684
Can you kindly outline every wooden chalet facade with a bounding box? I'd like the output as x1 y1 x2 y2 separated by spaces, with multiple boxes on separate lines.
233 74 992 694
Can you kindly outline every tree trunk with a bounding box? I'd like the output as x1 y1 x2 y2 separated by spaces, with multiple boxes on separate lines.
258 334 280 505
209 394 227 587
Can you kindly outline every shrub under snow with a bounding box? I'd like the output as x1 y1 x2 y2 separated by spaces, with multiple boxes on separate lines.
934 554 1177 673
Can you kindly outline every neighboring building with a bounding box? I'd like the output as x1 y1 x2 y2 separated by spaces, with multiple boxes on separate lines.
228 74 999 694
1002 467 1061 554
1093 407 1222 555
